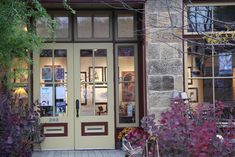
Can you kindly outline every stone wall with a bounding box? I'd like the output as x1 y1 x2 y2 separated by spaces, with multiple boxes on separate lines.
145 0 184 118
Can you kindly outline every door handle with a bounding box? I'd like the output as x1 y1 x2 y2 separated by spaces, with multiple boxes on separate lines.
76 99 80 118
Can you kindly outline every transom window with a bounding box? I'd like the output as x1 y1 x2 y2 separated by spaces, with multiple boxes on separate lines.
36 11 136 41
75 12 112 40
36 12 71 41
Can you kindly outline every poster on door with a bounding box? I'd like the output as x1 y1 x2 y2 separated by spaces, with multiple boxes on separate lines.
40 87 53 106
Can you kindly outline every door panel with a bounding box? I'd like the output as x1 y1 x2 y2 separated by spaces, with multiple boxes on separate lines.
74 43 114 149
33 43 74 150
34 43 114 150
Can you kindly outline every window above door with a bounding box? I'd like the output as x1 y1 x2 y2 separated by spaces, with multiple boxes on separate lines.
36 11 137 42
75 11 113 41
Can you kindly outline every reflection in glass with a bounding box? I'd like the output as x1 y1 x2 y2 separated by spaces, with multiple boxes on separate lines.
80 84 94 116
215 78 235 119
214 6 235 31
36 18 51 38
187 41 212 77
54 16 69 38
188 6 212 32
77 16 92 38
117 13 134 38
94 16 110 38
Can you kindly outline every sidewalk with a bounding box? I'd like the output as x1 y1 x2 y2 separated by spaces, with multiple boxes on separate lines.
32 150 126 157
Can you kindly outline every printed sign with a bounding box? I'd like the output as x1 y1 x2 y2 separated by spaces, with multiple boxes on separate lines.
40 87 53 106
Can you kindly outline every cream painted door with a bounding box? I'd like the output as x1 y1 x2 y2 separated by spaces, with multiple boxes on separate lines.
33 43 75 150
74 43 115 149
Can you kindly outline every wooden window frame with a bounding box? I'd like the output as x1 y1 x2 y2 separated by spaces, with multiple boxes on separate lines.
74 11 113 41
115 11 137 41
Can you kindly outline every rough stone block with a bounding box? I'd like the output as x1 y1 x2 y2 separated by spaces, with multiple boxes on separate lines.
148 59 182 75
147 43 161 60
163 76 174 90
159 42 182 59
174 75 183 91
149 91 172 108
148 75 174 91
148 76 162 91
150 28 182 43
146 13 158 28
146 0 182 13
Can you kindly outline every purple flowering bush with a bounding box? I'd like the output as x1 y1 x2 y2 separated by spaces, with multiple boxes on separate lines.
153 100 235 157
0 92 43 157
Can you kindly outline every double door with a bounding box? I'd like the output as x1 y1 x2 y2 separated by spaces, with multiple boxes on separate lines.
34 43 114 149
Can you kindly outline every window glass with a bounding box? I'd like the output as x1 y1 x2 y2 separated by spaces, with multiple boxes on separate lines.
80 49 108 116
214 46 235 77
54 16 69 39
39 49 68 117
213 6 235 31
187 40 235 120
94 16 110 38
36 13 70 40
187 6 212 32
187 40 213 77
36 18 51 38
77 16 92 38
117 13 134 38
117 45 137 124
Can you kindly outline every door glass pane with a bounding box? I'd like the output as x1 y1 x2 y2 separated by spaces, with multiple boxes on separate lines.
80 50 94 116
80 84 94 116
40 84 53 117
94 16 110 38
54 49 67 83
55 84 67 116
95 86 108 116
77 16 92 38
54 16 69 39
94 49 108 116
117 13 134 38
40 49 53 83
118 45 136 124
94 49 107 83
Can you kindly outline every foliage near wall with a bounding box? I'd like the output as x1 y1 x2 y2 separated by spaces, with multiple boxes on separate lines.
0 0 55 88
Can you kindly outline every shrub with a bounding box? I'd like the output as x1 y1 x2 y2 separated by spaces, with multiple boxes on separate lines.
157 100 235 157
0 92 43 157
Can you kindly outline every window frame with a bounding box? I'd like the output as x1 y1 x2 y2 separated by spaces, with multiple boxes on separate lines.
184 40 235 120
36 11 72 42
115 11 137 41
74 11 113 41
184 2 235 35
115 43 139 128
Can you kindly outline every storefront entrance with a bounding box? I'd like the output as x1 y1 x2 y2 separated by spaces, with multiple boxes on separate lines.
33 43 114 150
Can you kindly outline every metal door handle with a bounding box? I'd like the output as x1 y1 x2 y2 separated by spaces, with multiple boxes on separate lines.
76 99 80 118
